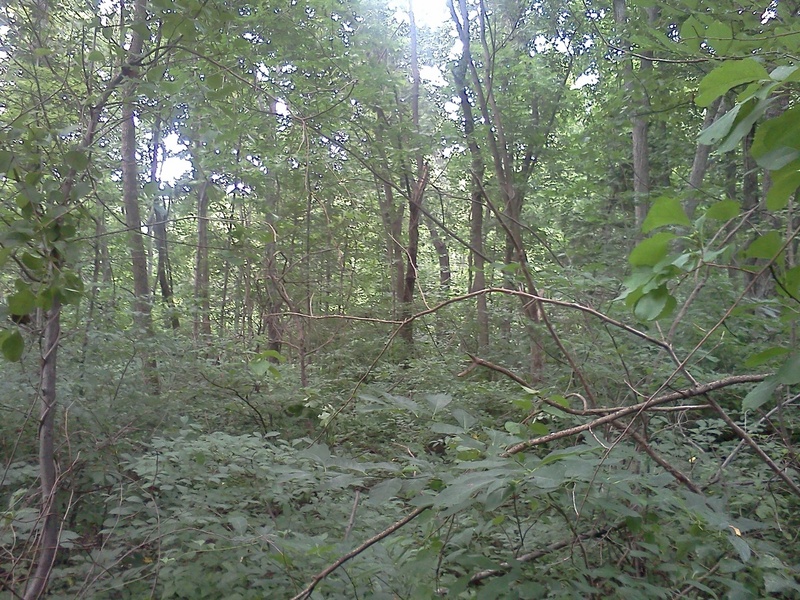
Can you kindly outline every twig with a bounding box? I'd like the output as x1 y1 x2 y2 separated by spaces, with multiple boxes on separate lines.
343 490 360 542
614 424 701 493
289 506 429 600
703 396 800 497
709 395 800 486
468 523 623 585
467 353 704 493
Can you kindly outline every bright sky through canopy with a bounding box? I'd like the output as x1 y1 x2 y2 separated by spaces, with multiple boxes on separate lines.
389 0 450 27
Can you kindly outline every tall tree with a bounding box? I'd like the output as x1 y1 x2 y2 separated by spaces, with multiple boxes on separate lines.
193 177 212 340
398 2 430 345
613 0 656 229
448 0 574 376
121 0 158 388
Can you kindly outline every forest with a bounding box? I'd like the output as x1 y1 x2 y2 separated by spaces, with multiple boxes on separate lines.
1 0 799 597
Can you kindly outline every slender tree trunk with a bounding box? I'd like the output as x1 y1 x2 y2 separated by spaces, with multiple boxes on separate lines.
121 0 158 390
219 207 234 336
194 179 212 340
122 105 151 326
399 3 429 346
615 0 654 229
153 197 178 329
686 98 724 218
377 180 405 315
149 120 178 329
24 299 61 600
450 0 543 373
451 0 489 349
424 215 451 290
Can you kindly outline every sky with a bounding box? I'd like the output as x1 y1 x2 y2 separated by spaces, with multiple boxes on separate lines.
390 0 450 28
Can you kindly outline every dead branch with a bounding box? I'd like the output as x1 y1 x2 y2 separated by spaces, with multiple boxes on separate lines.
503 374 767 456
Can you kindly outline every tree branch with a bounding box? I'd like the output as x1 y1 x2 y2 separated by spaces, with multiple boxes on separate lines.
289 506 429 600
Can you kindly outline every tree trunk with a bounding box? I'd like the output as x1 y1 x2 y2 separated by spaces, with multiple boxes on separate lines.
122 104 151 327
398 3 429 346
424 215 451 290
686 98 724 218
24 299 61 600
121 0 158 390
194 179 212 340
153 197 179 329
450 0 543 371
615 0 654 229
450 0 489 350
376 178 405 315
149 120 178 329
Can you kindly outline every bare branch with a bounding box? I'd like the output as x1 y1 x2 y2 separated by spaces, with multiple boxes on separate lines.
290 506 429 600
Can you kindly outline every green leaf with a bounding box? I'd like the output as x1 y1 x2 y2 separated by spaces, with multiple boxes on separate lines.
1 330 25 361
679 16 704 51
696 59 770 107
512 397 533 411
227 515 248 534
775 353 800 385
64 150 89 171
59 271 84 305
742 378 777 411
528 422 549 436
751 105 800 169
705 20 733 54
765 159 800 211
744 347 789 368
633 286 676 321
770 65 799 81
629 232 675 267
704 200 740 221
729 533 752 563
780 265 800 299
755 146 800 172
717 99 770 154
0 150 15 175
366 478 402 505
641 197 691 233
87 49 105 62
743 231 782 260
698 103 742 145
425 393 452 414
8 288 36 316
255 349 285 363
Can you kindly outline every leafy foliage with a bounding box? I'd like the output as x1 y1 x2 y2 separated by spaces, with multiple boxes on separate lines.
1 0 799 598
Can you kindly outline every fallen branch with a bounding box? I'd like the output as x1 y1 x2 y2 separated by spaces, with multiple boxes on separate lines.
503 374 767 456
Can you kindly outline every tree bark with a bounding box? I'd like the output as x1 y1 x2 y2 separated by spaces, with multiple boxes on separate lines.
686 98 724 218
398 2 429 346
450 0 489 349
24 299 61 600
424 214 451 290
615 0 654 229
153 196 178 329
120 0 158 390
194 179 212 340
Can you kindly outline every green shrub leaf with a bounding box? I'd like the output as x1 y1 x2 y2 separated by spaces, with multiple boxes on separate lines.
641 197 690 233
696 59 769 107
